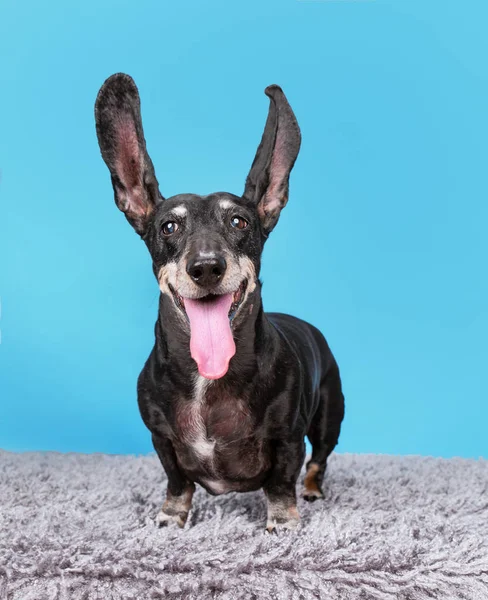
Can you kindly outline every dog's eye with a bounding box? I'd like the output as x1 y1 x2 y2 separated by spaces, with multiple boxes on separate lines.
230 216 248 230
162 221 179 236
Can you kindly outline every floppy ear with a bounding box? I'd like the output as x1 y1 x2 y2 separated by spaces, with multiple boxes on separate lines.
95 73 163 236
243 85 301 234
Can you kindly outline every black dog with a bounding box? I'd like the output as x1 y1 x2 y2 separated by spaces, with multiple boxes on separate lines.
95 74 345 532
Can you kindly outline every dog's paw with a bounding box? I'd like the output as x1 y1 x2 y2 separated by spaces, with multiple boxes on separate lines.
155 487 194 529
155 509 187 529
265 517 301 534
265 499 301 534
301 489 324 502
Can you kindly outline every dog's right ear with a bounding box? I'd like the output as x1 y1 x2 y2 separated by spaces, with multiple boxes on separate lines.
95 73 163 236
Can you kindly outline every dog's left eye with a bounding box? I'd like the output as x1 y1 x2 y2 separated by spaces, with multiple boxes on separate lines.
162 221 179 236
230 216 248 230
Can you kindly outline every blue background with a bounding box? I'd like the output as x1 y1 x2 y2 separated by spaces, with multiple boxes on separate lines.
0 0 487 458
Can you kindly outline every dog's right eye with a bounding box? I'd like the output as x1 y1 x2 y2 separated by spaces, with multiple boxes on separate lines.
162 221 179 236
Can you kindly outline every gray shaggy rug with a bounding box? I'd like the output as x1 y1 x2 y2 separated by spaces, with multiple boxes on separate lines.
0 451 487 600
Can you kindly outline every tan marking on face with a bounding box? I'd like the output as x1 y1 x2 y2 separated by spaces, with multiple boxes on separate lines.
157 261 178 295
237 256 257 294
158 254 257 307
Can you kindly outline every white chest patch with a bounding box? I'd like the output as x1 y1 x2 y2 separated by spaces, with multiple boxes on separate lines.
191 437 216 460
185 376 216 463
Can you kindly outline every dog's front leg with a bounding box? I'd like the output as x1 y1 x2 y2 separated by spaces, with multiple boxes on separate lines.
152 433 195 529
263 438 305 534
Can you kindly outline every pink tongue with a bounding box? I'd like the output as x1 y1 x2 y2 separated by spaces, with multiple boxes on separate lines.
184 293 236 380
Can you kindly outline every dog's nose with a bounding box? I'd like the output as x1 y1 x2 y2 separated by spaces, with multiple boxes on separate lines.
186 255 227 287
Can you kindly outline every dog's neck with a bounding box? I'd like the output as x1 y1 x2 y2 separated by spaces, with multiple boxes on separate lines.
154 284 274 393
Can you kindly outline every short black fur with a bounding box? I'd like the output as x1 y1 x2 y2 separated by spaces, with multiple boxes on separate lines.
95 73 345 532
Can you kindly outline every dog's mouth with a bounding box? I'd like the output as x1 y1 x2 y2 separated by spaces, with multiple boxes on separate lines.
169 280 247 324
168 280 248 380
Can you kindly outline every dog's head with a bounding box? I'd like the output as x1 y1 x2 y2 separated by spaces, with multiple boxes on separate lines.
95 73 301 380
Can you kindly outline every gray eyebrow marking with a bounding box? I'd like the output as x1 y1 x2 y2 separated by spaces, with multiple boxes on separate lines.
219 199 235 210
171 205 188 217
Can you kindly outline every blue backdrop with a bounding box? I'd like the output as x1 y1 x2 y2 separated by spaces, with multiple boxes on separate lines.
1 0 487 458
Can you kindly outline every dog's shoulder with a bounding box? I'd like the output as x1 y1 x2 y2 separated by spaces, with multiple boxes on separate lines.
265 312 335 373
266 312 325 344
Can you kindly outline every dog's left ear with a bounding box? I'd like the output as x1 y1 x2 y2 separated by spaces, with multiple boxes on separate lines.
95 73 163 236
243 85 301 234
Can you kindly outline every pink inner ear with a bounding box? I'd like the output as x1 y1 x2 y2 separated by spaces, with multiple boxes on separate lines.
260 128 288 218
115 118 147 217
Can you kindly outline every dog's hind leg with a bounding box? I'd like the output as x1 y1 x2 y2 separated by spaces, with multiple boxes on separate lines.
302 362 345 501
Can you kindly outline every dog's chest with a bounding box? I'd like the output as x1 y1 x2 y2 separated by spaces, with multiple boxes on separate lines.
172 379 267 482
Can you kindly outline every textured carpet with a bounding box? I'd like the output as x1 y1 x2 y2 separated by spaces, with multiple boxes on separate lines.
1 451 487 600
